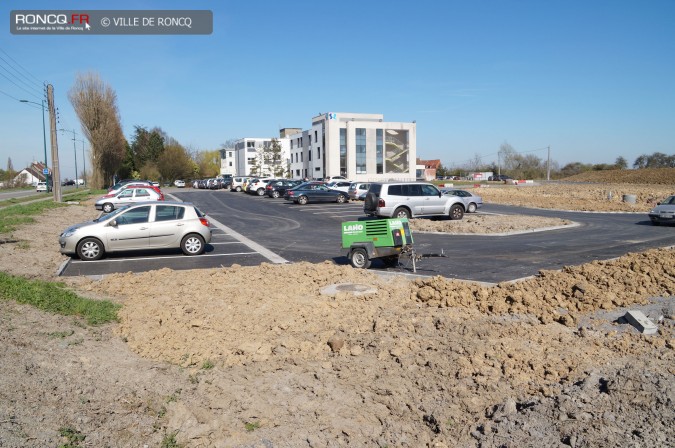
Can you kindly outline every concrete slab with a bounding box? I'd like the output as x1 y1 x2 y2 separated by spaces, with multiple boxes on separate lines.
623 310 658 334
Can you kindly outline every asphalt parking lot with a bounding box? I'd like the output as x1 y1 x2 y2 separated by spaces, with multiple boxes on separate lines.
60 189 675 283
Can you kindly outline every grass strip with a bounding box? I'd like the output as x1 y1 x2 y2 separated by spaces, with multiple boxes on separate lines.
0 272 120 325
0 190 105 234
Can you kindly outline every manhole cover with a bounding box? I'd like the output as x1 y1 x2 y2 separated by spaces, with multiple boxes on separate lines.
320 283 378 296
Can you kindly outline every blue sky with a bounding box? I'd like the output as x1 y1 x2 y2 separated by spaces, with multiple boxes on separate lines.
1 0 674 178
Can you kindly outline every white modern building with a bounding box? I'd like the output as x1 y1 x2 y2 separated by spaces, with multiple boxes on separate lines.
219 147 236 177
230 137 291 178
225 112 416 181
289 112 416 181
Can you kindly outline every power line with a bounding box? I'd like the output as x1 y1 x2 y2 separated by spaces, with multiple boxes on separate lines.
0 69 42 101
0 56 44 95
0 87 21 102
0 47 44 87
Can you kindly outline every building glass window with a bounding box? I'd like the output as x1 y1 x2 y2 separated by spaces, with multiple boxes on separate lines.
376 129 384 174
385 129 409 173
339 128 347 177
356 128 366 174
317 147 320 159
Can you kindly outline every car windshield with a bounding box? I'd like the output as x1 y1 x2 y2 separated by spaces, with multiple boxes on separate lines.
95 204 130 222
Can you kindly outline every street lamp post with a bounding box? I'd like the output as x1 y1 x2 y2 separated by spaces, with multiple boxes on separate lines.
59 129 78 188
19 99 49 187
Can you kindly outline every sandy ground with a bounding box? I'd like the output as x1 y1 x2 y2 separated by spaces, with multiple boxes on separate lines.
0 183 673 447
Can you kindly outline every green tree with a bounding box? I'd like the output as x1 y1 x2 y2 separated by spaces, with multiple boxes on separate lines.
194 150 221 178
157 144 194 181
633 152 675 168
130 126 165 169
614 156 628 170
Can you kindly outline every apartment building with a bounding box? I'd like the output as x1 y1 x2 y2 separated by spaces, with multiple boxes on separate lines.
288 112 416 181
226 112 416 181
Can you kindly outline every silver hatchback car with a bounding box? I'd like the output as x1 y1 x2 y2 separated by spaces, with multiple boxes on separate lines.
59 201 211 261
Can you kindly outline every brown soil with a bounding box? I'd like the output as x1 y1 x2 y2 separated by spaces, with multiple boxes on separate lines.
0 187 673 447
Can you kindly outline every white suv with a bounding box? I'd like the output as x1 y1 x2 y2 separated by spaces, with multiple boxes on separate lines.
246 178 274 196
363 182 465 220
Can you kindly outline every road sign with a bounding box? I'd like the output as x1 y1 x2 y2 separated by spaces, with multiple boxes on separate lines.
43 168 49 175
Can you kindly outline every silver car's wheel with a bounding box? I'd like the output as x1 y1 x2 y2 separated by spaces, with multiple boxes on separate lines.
77 237 104 261
449 204 464 220
467 202 477 213
257 188 265 196
102 203 114 213
181 234 205 255
393 207 411 219
235 186 242 192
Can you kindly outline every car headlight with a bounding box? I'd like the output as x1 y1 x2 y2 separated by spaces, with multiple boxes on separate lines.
61 228 78 238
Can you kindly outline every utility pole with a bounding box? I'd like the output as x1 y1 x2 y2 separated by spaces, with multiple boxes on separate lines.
546 145 551 181
80 139 87 186
497 150 501 177
46 84 62 202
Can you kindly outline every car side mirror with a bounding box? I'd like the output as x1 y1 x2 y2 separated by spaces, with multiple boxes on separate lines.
110 220 118 227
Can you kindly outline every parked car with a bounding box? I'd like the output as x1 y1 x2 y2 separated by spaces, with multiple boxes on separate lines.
59 201 211 261
266 179 302 198
246 178 274 196
108 179 151 192
441 189 483 213
107 182 159 197
488 174 513 182
284 183 349 205
648 195 675 225
95 186 164 213
348 182 371 200
174 180 186 188
326 181 353 193
36 181 50 192
230 177 251 192
363 182 465 220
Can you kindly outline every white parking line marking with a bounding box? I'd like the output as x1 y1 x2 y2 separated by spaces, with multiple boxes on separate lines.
69 251 260 264
209 241 247 245
208 218 289 264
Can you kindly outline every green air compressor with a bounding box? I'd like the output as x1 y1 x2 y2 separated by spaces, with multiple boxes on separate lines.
341 218 414 269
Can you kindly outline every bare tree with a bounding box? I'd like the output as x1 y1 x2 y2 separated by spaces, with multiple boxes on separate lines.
499 142 518 172
68 72 126 188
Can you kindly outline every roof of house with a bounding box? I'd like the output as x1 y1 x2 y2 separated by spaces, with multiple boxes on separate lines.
417 158 441 169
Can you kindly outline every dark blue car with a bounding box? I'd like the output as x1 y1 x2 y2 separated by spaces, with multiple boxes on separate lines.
284 182 349 205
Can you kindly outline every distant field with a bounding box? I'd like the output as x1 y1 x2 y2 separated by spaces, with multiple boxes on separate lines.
561 167 675 185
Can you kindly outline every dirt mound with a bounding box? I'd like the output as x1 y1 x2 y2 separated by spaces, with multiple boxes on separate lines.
1 195 674 447
562 167 675 185
478 183 673 211
409 214 572 234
